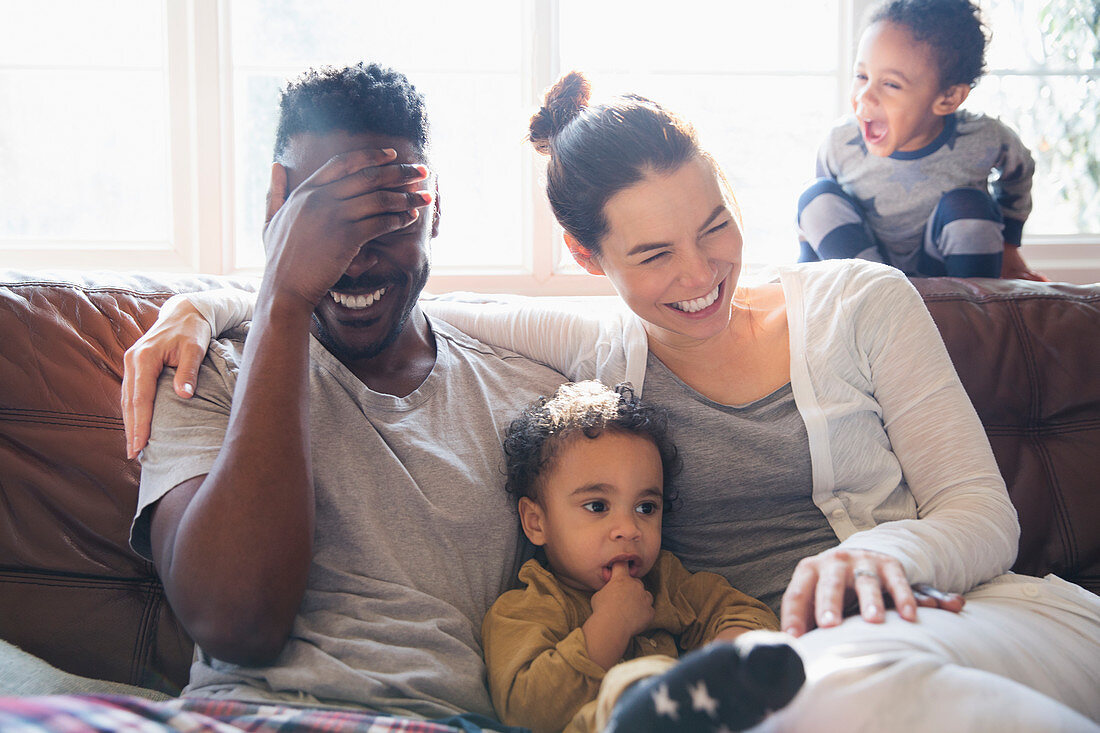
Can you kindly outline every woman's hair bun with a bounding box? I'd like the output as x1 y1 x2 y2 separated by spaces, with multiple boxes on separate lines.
528 71 591 155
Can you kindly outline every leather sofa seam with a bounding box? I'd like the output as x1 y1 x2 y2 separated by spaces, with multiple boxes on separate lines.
920 292 1100 304
0 571 160 589
0 282 176 299
983 420 1100 435
1030 434 1078 572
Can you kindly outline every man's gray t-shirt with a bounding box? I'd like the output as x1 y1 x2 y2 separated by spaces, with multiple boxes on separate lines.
130 316 565 720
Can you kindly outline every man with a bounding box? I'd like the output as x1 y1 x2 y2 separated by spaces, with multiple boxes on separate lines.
128 63 564 721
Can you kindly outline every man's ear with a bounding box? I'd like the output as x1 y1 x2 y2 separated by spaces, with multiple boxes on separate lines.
518 497 547 546
262 162 290 256
264 162 289 227
933 83 971 116
430 178 441 239
564 233 606 276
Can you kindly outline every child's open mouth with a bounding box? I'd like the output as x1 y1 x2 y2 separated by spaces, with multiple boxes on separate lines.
861 117 888 146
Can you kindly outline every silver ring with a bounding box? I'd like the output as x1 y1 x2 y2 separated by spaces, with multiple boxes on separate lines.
853 568 879 581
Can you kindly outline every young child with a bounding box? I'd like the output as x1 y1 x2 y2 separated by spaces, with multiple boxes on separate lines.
797 0 1045 280
482 381 804 733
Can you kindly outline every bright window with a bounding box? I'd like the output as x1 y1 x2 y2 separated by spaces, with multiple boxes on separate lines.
227 0 530 278
2 0 1096 285
0 1 176 268
972 0 1099 236
555 0 845 273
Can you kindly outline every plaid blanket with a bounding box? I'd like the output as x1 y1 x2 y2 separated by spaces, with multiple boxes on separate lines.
0 695 528 733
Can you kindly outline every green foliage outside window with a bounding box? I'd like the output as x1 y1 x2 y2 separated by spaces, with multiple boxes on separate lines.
1036 0 1099 232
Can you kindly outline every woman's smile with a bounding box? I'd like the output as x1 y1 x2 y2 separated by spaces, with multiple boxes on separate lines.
666 280 724 317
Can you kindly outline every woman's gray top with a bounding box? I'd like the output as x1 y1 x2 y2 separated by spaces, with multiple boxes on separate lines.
643 351 837 613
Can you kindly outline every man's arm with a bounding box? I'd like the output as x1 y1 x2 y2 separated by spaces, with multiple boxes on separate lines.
145 151 432 665
147 292 315 665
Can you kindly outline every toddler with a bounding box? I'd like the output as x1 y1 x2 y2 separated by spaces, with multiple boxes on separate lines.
797 0 1045 280
482 381 803 733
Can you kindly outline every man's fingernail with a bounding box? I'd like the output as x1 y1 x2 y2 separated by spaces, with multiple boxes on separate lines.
865 605 879 617
382 148 396 157
784 626 798 636
821 611 837 625
182 383 194 396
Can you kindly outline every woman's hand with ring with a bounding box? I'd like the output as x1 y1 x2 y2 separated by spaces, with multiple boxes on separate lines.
780 548 915 637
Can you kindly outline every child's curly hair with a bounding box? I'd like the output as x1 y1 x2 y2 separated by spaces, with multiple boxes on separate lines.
503 381 680 510
869 0 989 88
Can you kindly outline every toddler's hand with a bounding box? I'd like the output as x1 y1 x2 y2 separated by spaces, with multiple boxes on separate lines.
583 563 655 669
591 562 655 639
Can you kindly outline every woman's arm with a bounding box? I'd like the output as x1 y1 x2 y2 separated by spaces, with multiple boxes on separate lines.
190 288 258 338
842 270 1019 587
122 288 258 457
126 291 636 455
781 266 1016 635
424 296 579 377
424 296 645 387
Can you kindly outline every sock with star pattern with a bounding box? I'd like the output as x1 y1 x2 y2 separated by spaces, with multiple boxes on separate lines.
603 633 804 733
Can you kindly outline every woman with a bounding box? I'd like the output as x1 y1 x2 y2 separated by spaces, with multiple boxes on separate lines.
123 73 1100 730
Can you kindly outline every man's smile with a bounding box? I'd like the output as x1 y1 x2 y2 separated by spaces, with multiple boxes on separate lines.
330 286 388 310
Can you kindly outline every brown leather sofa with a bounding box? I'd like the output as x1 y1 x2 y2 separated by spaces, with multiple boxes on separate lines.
1 270 1097 696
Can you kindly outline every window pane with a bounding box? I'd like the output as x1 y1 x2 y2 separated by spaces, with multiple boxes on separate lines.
570 73 837 267
230 0 526 271
559 0 842 265
0 0 164 68
232 74 285 269
0 69 170 244
560 0 840 73
552 72 837 271
412 72 526 270
231 1 522 71
977 0 1100 234
0 3 170 248
969 74 1100 234
984 0 1099 72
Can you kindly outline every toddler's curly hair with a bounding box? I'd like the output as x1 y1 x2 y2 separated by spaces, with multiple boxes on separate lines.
870 0 989 88
503 381 680 510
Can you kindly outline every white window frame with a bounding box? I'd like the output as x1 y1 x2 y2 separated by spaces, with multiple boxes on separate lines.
202 0 1100 288
5 0 1097 285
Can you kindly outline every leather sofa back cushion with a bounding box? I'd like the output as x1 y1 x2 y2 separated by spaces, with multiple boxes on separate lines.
1 273 253 692
1 272 1097 694
913 277 1099 591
